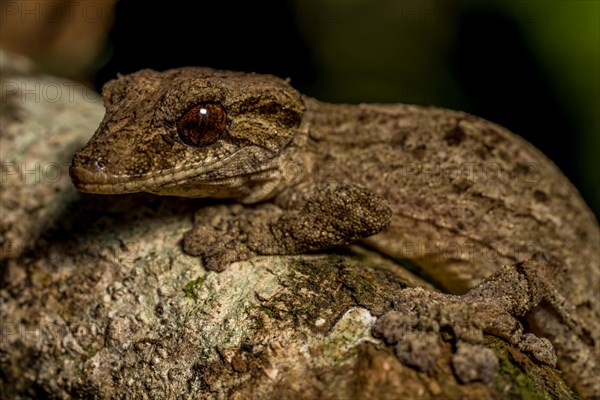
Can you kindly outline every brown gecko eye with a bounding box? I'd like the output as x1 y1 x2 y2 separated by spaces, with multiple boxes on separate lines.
176 102 226 147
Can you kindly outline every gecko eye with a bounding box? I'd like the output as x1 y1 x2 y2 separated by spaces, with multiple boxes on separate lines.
176 102 226 147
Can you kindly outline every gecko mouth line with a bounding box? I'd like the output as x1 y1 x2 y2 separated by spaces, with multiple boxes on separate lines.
69 151 244 194
70 166 199 194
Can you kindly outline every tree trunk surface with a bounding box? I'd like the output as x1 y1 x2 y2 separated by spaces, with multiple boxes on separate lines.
0 51 579 399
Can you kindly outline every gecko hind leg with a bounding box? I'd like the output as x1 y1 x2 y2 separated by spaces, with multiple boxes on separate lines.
373 258 561 383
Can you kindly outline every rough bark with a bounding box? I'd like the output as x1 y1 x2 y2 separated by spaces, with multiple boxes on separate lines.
0 51 579 399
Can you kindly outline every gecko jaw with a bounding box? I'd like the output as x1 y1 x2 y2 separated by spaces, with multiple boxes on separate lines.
69 164 200 194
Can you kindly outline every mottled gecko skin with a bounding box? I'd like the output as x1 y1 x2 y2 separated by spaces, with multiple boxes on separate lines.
70 68 599 396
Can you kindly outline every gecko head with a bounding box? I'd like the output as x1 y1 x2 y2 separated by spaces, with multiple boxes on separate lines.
70 67 305 199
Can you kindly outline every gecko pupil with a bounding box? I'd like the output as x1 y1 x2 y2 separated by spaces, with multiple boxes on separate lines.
176 102 226 147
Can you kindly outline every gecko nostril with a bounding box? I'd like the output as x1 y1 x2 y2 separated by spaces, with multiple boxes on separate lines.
72 153 106 172
72 153 89 167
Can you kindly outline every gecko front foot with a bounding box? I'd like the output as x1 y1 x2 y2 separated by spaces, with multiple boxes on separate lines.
183 183 392 271
182 204 279 271
373 261 559 384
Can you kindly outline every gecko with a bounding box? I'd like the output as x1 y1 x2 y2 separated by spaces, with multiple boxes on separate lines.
69 67 599 395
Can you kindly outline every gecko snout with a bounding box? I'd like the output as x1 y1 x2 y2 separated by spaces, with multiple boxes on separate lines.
69 146 117 193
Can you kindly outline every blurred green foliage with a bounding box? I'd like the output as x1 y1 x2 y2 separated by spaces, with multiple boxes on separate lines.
292 0 599 217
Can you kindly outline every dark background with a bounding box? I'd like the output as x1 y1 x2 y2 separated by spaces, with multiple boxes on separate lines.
93 1 598 218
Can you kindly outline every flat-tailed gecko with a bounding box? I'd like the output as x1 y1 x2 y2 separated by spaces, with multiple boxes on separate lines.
70 68 599 395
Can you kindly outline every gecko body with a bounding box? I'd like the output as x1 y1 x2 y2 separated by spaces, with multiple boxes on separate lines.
70 68 599 395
